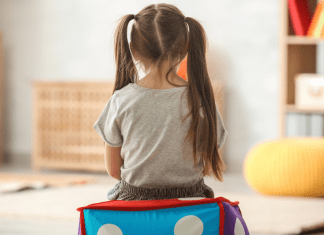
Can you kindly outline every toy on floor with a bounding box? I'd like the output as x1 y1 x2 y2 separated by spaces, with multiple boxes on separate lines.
244 137 324 197
77 196 250 235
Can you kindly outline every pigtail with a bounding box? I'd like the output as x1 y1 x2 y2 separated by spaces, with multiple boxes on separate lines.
113 14 139 94
184 17 227 182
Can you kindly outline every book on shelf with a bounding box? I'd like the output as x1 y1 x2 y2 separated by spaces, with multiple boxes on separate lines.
288 0 312 36
307 0 324 39
286 113 324 137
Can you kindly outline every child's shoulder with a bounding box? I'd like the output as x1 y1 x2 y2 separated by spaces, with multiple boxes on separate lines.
113 83 133 96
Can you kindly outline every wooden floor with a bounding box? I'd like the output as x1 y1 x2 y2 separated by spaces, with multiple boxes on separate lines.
0 158 323 235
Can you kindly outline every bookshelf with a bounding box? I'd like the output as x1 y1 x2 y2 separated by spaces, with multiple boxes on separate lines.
280 0 324 137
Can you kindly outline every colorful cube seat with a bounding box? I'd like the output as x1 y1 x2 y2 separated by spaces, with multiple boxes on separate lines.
77 197 249 235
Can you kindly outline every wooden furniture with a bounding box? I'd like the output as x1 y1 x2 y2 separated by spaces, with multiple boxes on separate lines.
280 0 324 137
0 32 4 165
32 81 226 172
32 81 114 172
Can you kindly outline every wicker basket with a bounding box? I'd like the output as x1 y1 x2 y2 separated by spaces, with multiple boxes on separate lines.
32 80 226 172
32 81 115 172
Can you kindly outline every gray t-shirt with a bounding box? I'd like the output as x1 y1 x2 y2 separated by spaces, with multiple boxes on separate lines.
93 82 228 188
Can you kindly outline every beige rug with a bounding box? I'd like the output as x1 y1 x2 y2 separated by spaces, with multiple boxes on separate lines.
0 173 96 193
0 181 324 234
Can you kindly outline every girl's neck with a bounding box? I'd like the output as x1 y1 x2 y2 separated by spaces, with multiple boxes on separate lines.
137 73 188 89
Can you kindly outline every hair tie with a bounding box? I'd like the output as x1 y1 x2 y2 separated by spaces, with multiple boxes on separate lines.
133 14 137 21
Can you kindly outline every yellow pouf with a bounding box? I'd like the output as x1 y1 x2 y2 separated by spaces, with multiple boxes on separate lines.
243 137 324 198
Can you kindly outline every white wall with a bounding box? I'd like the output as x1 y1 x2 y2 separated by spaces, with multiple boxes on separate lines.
0 0 280 174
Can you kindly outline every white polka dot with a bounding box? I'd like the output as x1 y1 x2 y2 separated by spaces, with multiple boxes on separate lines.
177 197 205 200
97 224 123 235
234 217 245 234
174 215 204 235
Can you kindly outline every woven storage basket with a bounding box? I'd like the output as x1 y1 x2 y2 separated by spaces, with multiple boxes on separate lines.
32 81 115 172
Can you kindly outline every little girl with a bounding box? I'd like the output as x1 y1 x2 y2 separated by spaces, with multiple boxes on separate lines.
93 3 228 201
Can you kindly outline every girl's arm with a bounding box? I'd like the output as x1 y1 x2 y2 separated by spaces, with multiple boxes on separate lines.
104 142 123 180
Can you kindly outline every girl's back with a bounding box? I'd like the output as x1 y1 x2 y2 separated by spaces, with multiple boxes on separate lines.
93 3 228 201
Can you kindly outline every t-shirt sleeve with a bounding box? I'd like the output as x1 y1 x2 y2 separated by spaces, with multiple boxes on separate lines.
93 94 123 147
215 103 228 150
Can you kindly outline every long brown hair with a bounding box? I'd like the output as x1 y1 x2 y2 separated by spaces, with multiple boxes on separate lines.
112 3 226 182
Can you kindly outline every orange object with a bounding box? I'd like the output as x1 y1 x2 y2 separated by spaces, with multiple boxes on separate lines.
177 58 187 81
307 0 324 38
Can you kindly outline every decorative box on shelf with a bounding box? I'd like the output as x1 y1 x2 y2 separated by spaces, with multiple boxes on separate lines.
32 80 226 172
295 73 324 110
